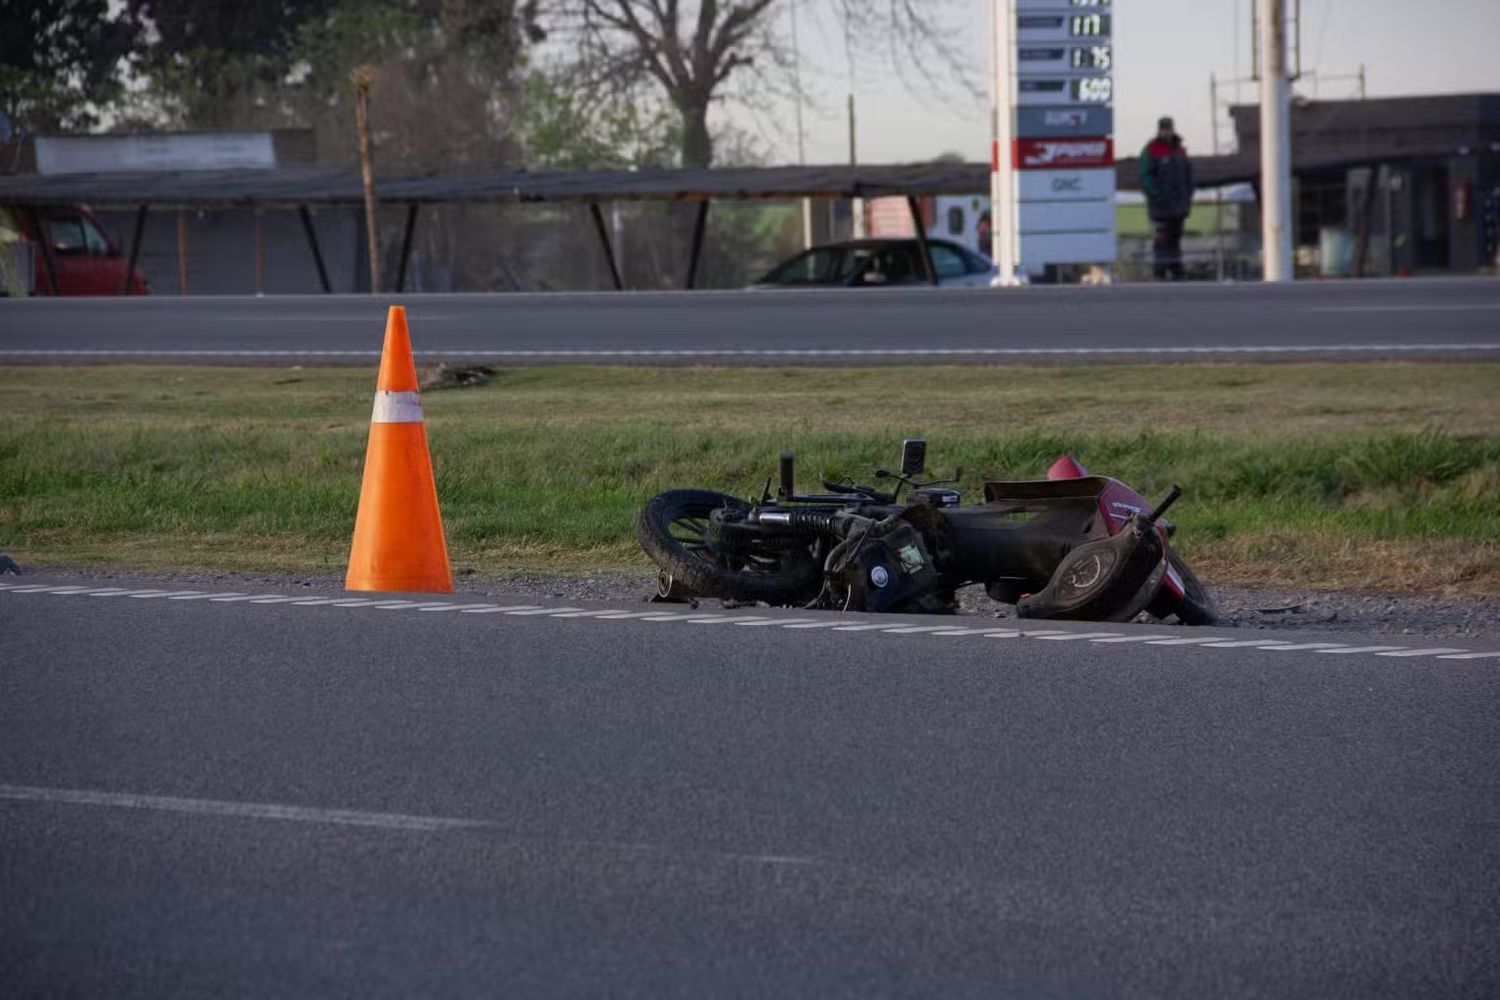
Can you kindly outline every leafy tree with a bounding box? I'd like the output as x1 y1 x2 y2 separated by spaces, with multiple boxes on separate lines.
0 0 140 132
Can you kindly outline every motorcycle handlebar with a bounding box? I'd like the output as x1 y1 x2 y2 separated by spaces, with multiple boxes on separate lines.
1146 485 1183 525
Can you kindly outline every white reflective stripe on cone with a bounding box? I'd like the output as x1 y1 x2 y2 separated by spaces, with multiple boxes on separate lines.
371 390 423 424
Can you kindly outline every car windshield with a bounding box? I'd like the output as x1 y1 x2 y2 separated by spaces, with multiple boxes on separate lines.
761 245 917 286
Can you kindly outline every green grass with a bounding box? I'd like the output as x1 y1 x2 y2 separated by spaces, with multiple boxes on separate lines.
2 363 1498 595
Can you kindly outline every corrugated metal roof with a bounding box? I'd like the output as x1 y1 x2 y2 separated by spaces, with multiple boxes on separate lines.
0 163 999 208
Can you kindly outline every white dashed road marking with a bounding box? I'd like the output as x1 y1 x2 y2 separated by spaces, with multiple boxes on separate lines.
3 584 1496 662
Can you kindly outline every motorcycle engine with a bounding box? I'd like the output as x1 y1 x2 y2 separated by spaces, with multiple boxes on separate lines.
838 516 950 613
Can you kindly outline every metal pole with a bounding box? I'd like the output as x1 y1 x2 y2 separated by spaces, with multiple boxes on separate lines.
848 94 865 239
907 196 938 285
589 202 624 291
685 201 710 289
122 203 147 295
176 209 188 295
990 0 1020 282
1211 74 1225 282
1258 0 1294 281
395 204 418 292
298 205 332 294
34 210 59 294
253 209 264 294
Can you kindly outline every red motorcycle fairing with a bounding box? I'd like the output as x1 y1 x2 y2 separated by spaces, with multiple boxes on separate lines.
1047 454 1187 601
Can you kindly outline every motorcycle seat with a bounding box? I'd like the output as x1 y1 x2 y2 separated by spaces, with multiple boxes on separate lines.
982 476 1111 505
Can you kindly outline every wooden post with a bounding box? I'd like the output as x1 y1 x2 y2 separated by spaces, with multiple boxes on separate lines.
351 65 380 293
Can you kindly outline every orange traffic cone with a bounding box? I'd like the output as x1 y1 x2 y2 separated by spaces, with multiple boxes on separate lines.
345 306 453 593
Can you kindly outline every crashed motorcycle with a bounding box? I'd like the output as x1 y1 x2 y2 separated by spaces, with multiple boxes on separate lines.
635 439 1217 624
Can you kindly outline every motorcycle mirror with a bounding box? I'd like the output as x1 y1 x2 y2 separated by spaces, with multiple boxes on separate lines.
901 439 927 477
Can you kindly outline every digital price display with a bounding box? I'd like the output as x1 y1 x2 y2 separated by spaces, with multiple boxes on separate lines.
1070 44 1111 70
1069 77 1113 103
1069 13 1111 36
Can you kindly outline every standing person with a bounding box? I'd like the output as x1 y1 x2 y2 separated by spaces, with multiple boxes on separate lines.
1140 116 1194 280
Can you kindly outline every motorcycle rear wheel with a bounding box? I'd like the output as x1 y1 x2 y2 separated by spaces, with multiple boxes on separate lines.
1151 551 1219 626
635 489 822 605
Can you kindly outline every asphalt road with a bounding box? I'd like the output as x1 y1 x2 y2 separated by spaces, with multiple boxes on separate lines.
2 576 1497 997
3 277 1499 363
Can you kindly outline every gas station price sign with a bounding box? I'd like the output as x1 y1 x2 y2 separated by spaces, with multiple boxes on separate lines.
992 0 1118 274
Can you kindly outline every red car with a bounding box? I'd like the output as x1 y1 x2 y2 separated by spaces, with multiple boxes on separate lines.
1 204 148 295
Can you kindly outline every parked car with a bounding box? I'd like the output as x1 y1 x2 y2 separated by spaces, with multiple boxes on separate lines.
0 204 148 296
752 238 997 289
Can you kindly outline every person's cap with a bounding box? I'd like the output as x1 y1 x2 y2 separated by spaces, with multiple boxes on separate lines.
1157 116 1175 129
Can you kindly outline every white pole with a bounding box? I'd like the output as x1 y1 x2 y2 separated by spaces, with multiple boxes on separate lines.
1258 0 1294 281
989 0 1019 282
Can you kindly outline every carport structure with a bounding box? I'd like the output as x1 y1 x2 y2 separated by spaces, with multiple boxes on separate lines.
0 163 1011 294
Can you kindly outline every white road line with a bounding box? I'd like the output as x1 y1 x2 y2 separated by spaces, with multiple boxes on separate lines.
416 603 498 613
831 623 900 632
591 611 675 620
1033 632 1126 641
982 630 1026 638
934 628 1015 636
880 625 966 634
169 591 247 601
5 343 1500 359
1375 647 1469 658
1316 645 1408 655
1197 639 1295 649
1437 651 1500 660
506 607 584 616
245 596 312 604
1144 637 1222 646
460 604 542 614
286 598 349 606
208 593 285 603
129 589 202 599
43 586 112 595
689 616 770 625
780 621 851 630
0 783 489 833
1010 630 1071 638
1258 642 1348 651
736 618 819 627
1089 635 1179 643
93 589 171 598
325 599 394 607
638 613 713 622
376 602 453 611
4 584 71 593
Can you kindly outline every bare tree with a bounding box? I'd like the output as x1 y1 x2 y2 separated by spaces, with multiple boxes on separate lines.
553 0 978 169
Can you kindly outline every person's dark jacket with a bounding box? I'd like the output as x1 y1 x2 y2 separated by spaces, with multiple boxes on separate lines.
1140 135 1194 221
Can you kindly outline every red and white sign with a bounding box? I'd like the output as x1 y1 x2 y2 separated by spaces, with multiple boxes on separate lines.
1013 137 1114 170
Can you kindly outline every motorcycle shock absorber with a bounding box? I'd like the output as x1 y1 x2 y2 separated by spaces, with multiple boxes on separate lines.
753 509 851 534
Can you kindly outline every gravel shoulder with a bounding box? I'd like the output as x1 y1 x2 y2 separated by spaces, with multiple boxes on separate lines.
12 563 1500 643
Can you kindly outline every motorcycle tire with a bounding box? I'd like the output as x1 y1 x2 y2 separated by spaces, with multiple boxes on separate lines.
1151 551 1219 626
635 489 822 606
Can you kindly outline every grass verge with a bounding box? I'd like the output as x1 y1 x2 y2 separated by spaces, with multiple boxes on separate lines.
2 363 1498 596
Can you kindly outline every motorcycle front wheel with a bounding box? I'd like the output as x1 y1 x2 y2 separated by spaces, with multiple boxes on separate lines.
635 489 822 606
1149 551 1219 626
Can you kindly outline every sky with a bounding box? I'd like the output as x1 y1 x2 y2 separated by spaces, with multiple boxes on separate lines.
730 0 1500 165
